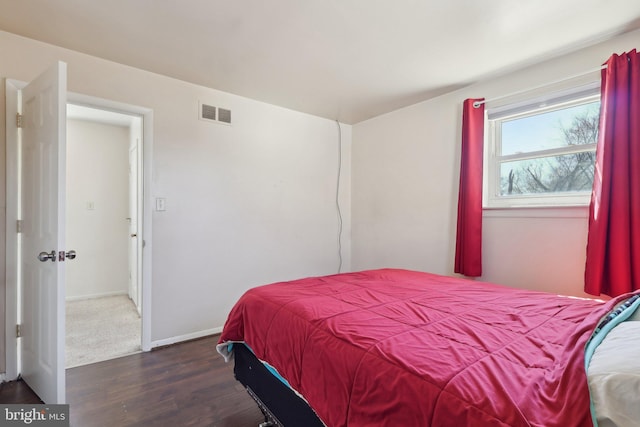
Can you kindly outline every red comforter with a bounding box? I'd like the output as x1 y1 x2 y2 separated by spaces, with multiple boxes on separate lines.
218 269 620 427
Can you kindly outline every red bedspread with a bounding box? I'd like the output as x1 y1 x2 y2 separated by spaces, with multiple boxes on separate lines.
218 269 620 427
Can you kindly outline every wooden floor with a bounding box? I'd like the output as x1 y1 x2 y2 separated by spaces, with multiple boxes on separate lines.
1 337 265 427
0 378 43 404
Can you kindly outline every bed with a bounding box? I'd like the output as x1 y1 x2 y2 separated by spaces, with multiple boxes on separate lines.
217 269 640 427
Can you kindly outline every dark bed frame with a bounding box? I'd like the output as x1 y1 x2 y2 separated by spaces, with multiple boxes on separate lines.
233 343 325 427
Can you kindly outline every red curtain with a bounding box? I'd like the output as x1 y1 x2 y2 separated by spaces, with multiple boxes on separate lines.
455 98 485 277
585 49 640 297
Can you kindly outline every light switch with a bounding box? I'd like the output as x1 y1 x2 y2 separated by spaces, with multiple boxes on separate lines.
155 198 166 211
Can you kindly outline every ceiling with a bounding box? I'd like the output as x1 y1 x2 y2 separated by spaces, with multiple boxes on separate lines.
1 0 639 124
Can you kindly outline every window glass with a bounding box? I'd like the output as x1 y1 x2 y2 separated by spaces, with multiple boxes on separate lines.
486 89 600 208
499 153 595 196
501 101 600 155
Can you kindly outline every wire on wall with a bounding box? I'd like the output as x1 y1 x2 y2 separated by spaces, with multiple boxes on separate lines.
335 120 343 274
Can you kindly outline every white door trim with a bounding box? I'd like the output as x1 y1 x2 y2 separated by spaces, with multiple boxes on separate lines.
4 89 154 380
5 79 22 380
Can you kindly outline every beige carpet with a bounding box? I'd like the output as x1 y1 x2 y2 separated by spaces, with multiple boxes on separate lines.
66 295 141 368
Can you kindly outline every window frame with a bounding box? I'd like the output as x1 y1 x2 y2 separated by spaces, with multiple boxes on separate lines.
484 83 600 209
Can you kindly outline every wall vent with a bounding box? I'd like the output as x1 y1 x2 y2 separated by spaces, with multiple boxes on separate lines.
201 103 217 121
218 108 232 124
199 102 232 126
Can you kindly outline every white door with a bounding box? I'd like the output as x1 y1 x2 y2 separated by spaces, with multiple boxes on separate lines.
20 61 67 404
128 143 140 313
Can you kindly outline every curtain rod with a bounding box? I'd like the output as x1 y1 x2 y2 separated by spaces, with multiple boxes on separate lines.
473 64 607 108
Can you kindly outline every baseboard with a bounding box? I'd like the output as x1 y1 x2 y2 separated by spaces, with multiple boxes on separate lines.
150 326 223 349
66 291 128 302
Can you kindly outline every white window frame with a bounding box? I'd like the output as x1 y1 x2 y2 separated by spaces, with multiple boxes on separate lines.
484 82 600 209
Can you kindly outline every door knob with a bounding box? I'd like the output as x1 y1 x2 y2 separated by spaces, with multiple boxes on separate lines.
54 250 77 262
38 250 56 262
130 233 137 238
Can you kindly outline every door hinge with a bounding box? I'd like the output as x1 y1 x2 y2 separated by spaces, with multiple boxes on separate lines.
16 324 22 338
16 219 23 233
16 113 23 128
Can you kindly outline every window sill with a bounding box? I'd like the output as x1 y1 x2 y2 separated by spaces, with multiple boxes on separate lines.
483 205 589 219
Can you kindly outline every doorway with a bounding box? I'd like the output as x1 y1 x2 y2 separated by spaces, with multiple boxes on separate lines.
5 66 154 402
64 104 143 368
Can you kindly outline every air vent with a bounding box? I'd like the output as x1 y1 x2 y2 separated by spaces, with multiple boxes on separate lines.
201 103 216 121
198 101 232 126
218 108 231 124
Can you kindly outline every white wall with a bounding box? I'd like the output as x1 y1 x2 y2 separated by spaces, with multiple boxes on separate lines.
0 30 352 346
352 28 640 298
66 119 130 299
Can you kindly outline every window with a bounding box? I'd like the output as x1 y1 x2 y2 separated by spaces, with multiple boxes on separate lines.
485 84 600 208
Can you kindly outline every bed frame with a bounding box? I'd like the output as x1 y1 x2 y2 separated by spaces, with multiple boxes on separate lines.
233 343 324 427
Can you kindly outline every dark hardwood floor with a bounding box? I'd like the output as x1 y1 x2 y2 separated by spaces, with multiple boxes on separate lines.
0 378 43 404
1 336 265 427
